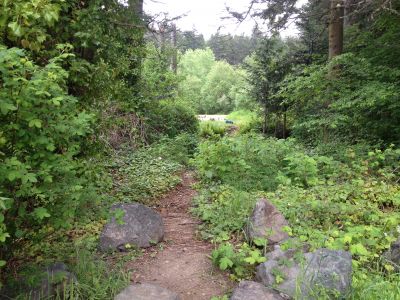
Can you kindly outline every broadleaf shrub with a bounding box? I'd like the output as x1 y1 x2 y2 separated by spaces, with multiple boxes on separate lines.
148 101 199 140
192 134 321 191
0 46 94 265
193 133 400 293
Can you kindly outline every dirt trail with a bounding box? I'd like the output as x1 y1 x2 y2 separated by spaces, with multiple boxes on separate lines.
127 172 233 300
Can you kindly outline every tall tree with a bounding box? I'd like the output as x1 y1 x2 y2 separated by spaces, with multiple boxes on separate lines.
328 0 344 59
177 29 206 52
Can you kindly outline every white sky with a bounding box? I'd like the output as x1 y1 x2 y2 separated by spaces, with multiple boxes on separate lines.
144 0 303 40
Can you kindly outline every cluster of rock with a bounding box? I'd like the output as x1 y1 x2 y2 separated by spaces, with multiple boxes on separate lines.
231 198 353 300
12 199 400 300
384 236 400 271
99 203 181 299
8 262 77 300
13 202 167 300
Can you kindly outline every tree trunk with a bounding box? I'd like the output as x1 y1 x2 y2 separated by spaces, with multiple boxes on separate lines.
328 0 344 59
171 24 178 74
128 0 143 20
283 111 287 139
263 100 268 135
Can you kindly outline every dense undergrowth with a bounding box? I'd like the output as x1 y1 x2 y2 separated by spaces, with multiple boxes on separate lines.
191 132 400 299
4 133 194 298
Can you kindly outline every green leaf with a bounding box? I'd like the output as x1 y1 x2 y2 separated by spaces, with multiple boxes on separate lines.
343 234 352 244
15 229 25 238
33 207 51 220
350 243 370 256
0 232 10 242
46 144 56 151
8 22 23 37
29 119 42 128
22 173 37 184
7 170 21 181
0 260 6 267
219 257 233 270
0 102 17 115
244 256 256 264
205 170 213 179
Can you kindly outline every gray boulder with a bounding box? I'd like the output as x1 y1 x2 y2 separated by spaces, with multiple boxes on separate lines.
100 203 164 251
257 248 352 299
230 281 289 300
384 237 400 270
246 199 289 245
29 263 76 300
115 283 181 300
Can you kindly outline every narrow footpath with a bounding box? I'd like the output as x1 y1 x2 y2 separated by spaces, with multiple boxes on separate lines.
127 172 233 300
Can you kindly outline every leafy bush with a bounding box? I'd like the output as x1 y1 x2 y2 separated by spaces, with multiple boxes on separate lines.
192 185 258 240
149 101 199 140
199 121 227 138
193 133 400 296
266 149 400 269
227 110 262 133
280 53 400 144
149 133 199 165
0 47 94 268
211 242 266 280
193 135 321 191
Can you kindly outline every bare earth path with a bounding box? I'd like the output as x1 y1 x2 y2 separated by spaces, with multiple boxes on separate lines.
127 172 233 300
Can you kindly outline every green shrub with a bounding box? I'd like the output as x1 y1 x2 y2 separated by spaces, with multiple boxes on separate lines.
149 133 199 165
192 185 258 240
0 46 95 269
199 121 227 138
227 110 261 133
211 242 266 280
149 101 198 139
193 133 400 296
281 53 400 144
193 135 320 191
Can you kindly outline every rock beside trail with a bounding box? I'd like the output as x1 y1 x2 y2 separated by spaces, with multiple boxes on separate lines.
115 283 181 300
256 248 352 299
99 203 164 251
246 199 289 245
29 263 77 300
230 281 289 300
384 237 400 270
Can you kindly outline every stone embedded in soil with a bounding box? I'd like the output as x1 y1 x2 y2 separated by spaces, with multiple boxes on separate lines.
256 248 352 299
230 281 289 300
246 198 289 245
114 283 181 300
99 203 164 251
384 236 400 270
30 262 77 300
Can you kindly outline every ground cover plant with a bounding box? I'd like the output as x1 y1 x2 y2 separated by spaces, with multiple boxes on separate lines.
3 135 192 298
192 133 400 299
